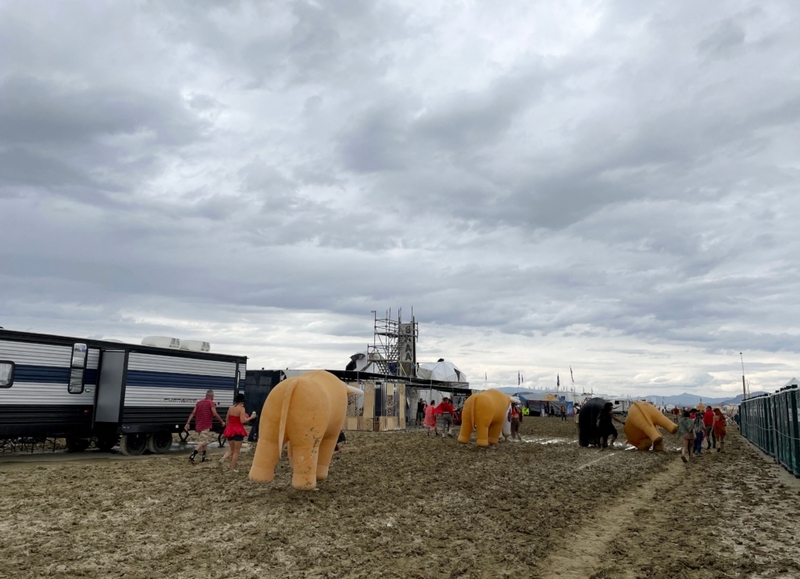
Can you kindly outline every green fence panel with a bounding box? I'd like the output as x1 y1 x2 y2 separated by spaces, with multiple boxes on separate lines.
741 387 800 477
789 388 800 476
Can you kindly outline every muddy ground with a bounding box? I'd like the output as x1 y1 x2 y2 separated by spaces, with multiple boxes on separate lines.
1 418 799 579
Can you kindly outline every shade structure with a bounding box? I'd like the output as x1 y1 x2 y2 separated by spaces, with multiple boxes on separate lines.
345 352 383 374
417 360 467 383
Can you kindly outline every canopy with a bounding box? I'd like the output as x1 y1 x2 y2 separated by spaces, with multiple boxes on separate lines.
417 360 467 383
345 352 383 374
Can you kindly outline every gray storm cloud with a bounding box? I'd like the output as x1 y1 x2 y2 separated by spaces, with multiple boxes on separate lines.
1 0 799 396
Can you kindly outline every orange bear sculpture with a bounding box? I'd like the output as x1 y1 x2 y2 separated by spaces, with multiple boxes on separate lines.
624 401 678 451
249 370 362 490
458 389 512 447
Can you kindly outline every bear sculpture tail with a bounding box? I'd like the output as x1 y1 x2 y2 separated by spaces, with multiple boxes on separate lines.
278 379 298 458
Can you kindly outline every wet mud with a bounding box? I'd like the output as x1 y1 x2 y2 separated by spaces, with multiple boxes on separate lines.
0 418 798 578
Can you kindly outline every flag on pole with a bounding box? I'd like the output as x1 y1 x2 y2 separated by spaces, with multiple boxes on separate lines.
517 371 520 386
570 366 574 384
557 374 560 388
484 372 487 381
521 373 524 383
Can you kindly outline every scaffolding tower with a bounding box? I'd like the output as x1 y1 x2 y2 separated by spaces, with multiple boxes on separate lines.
368 308 418 377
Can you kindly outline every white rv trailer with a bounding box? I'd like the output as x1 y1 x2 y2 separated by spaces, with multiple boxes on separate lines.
0 329 246 455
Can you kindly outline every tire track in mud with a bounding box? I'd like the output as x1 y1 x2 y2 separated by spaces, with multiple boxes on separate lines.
538 457 684 579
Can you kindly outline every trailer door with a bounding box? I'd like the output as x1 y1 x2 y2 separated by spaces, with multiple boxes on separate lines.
95 350 127 425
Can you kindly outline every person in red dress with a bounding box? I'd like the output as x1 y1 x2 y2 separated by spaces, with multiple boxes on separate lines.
220 393 257 472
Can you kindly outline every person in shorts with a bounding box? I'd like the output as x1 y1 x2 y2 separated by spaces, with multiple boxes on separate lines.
185 390 226 463
436 397 457 437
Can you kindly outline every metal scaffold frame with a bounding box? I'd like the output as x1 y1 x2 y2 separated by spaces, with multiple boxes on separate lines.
368 308 418 377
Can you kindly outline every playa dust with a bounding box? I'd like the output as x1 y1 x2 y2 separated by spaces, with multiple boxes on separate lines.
0 418 798 578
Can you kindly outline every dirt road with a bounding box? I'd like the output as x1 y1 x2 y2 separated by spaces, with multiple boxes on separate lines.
0 419 798 578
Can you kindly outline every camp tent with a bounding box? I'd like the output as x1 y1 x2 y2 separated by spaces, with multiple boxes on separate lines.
417 360 467 383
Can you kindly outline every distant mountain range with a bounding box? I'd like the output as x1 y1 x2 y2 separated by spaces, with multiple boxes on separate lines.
495 387 766 407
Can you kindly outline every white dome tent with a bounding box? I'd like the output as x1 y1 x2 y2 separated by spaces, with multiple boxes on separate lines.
417 360 467 383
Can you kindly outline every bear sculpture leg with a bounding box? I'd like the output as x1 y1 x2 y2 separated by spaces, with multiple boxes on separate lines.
458 396 476 444
250 401 282 482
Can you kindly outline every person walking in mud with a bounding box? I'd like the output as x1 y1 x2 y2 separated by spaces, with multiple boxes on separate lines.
598 402 624 450
423 399 438 436
676 409 696 463
574 404 581 435
416 398 426 427
713 407 727 452
185 390 226 463
560 404 567 422
510 403 522 440
219 393 257 472
692 408 705 457
436 397 457 437
702 405 714 450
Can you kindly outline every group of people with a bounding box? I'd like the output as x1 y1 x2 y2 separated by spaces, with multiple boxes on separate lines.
185 390 348 471
676 406 727 462
185 390 257 472
417 397 458 437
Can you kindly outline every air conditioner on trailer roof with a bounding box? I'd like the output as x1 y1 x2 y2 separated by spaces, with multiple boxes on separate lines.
180 340 211 353
141 336 181 349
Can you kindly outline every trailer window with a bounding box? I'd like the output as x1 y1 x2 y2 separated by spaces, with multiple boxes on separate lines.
68 368 84 394
71 343 88 368
68 343 87 394
0 361 13 388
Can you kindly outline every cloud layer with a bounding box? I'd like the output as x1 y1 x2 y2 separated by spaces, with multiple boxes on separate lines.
2 0 799 397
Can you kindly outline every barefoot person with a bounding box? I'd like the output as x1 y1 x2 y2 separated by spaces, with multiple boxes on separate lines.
185 390 225 463
219 393 257 472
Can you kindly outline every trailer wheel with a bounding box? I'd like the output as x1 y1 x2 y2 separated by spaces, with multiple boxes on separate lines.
65 438 90 453
120 434 147 456
95 435 119 452
217 432 226 448
146 431 173 454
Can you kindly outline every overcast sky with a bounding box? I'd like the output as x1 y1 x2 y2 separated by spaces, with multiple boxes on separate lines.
1 1 799 397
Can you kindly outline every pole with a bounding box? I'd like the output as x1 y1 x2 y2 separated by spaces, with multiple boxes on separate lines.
740 352 746 401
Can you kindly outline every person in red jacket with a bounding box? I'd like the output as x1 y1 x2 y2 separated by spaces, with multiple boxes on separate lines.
702 407 714 449
436 397 457 437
